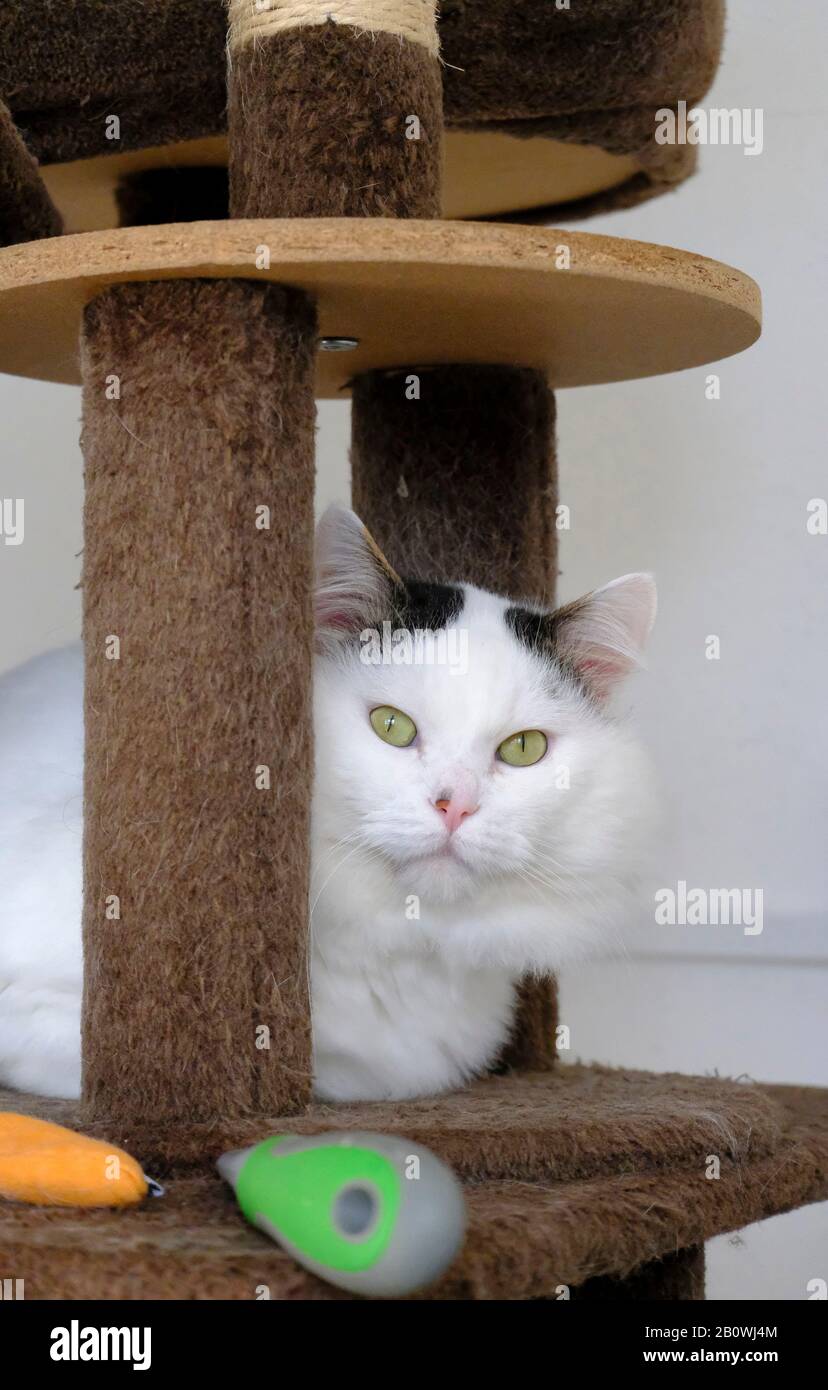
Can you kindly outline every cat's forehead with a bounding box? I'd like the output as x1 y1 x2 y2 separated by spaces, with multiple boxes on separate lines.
359 581 562 720
424 583 554 654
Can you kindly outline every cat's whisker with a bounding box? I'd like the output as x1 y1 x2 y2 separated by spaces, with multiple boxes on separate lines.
527 849 605 900
309 839 382 919
309 829 367 884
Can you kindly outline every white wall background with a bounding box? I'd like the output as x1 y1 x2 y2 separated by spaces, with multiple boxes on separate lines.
0 0 825 1298
551 0 828 1299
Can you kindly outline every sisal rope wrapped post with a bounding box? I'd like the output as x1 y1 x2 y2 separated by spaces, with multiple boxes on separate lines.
227 0 442 218
351 366 561 1071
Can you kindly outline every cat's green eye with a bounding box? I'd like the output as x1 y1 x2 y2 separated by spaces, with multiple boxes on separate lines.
497 730 548 767
370 705 418 748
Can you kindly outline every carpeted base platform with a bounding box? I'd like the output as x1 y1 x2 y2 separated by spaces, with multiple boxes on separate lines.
1 1078 825 1300
0 1065 784 1181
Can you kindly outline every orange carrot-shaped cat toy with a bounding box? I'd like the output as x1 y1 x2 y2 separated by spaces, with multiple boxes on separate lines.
0 1113 148 1207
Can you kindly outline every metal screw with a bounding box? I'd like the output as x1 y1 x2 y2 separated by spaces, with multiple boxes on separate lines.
318 336 360 352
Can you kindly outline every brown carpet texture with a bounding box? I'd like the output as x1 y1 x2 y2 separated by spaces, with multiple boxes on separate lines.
351 366 558 603
352 365 559 1069
0 0 724 219
80 278 318 1127
0 100 61 245
0 1064 781 1183
0 0 230 165
442 0 724 123
228 26 442 219
1 1076 825 1299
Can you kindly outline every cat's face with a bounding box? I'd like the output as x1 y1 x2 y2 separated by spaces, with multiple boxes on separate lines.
312 508 657 970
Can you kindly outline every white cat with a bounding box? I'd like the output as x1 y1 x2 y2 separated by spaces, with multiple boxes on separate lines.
0 507 656 1102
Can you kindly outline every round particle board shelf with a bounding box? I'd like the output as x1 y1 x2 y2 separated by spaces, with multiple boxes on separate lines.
40 132 642 231
0 220 761 394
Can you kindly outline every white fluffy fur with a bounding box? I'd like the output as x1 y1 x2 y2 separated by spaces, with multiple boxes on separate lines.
0 508 656 1103
0 644 84 1098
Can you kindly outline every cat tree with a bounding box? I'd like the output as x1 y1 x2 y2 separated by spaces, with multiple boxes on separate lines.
0 0 825 1300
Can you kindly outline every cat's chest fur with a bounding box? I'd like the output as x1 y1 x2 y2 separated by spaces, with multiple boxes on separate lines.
310 861 517 1100
312 953 516 1101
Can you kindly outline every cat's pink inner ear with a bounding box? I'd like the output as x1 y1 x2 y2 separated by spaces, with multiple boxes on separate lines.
559 573 657 699
314 506 397 641
580 652 631 683
315 597 357 633
314 583 369 635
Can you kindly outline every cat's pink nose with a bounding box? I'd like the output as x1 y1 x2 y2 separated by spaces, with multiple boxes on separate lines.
435 795 479 835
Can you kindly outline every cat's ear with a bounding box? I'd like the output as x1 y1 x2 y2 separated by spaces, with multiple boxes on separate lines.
552 573 657 699
314 506 401 646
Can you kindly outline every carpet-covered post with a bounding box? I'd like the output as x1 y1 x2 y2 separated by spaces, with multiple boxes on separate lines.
80 279 317 1123
227 0 442 217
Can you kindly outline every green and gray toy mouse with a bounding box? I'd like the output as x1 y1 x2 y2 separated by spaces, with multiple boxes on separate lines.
218 1130 466 1297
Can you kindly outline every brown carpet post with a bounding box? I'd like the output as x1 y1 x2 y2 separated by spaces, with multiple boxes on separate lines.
80 279 317 1124
227 18 442 219
351 365 560 1069
0 100 62 245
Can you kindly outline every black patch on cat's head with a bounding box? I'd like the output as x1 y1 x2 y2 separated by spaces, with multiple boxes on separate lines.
389 579 464 632
505 604 556 657
505 599 590 694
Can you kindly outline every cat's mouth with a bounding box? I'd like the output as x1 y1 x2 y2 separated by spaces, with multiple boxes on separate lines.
410 839 473 870
391 838 485 904
390 834 481 886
